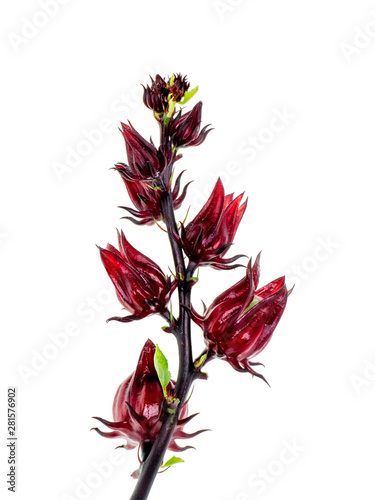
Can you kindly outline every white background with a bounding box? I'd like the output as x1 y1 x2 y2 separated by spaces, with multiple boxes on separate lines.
1 1 375 499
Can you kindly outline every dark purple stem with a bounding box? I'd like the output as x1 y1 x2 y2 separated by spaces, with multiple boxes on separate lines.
129 133 197 500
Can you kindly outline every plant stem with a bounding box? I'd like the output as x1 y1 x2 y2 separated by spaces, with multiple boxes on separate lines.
129 173 195 500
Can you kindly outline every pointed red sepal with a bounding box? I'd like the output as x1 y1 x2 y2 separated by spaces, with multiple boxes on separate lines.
91 427 132 441
167 442 196 453
98 232 174 323
119 122 169 181
169 102 212 149
192 255 289 383
181 178 247 268
93 340 205 463
116 167 191 226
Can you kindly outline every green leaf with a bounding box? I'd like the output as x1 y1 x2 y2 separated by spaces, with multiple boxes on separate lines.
187 276 199 283
194 352 207 369
154 345 171 396
160 456 185 469
179 85 198 105
167 100 176 117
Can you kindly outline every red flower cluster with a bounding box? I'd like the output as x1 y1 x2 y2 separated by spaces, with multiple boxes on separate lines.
114 75 210 228
170 102 211 149
180 178 247 269
143 74 190 116
92 340 205 460
116 122 174 182
191 255 289 383
117 170 191 225
94 73 291 487
99 231 176 323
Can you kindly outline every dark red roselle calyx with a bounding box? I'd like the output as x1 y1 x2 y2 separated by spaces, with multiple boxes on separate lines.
92 340 205 461
191 255 289 383
143 74 170 115
143 73 190 117
116 122 174 181
180 178 247 269
168 73 190 102
116 170 191 226
169 101 212 149
98 230 176 322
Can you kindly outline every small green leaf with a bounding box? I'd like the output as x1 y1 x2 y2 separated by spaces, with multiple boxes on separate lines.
166 396 180 422
167 100 176 117
194 352 207 369
179 85 198 105
169 305 174 324
168 268 177 280
160 456 185 469
168 74 175 86
187 276 199 283
154 345 171 396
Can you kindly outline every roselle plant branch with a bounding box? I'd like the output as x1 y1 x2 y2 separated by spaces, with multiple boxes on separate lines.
93 73 290 500
129 122 198 499
129 187 196 500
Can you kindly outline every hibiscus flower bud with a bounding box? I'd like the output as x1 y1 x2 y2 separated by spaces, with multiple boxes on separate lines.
143 74 170 114
180 178 247 269
92 340 206 461
98 231 176 322
169 102 212 149
191 255 289 383
116 170 191 226
116 122 173 181
168 73 190 102
143 73 190 117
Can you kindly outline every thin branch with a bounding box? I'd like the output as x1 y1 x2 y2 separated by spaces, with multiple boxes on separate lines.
129 132 196 500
